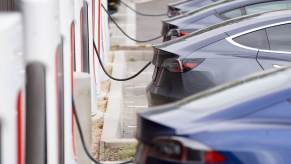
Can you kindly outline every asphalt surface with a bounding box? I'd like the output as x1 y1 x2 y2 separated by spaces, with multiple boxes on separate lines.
109 0 177 138
121 51 154 138
120 0 176 138
135 0 176 44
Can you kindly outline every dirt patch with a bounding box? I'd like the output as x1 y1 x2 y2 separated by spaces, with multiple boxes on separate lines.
91 117 104 159
97 97 109 113
100 142 137 161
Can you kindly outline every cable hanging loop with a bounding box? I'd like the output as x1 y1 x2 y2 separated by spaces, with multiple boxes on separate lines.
101 4 162 43
119 0 167 17
94 41 151 81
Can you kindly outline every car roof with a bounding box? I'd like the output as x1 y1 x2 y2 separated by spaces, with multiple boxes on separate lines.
165 0 278 24
168 0 196 7
154 10 291 56
165 0 234 22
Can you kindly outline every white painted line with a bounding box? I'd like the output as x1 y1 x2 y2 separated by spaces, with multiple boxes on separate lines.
127 105 147 108
125 85 147 89
132 0 153 3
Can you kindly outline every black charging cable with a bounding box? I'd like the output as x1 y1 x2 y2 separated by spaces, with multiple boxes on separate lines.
72 98 134 164
101 4 162 43
93 40 151 81
119 0 167 17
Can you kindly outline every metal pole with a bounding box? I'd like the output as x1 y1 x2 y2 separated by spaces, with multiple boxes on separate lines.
0 0 19 11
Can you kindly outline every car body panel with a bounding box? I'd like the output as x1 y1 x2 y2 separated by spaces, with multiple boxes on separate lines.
169 0 215 12
167 0 217 17
258 51 291 69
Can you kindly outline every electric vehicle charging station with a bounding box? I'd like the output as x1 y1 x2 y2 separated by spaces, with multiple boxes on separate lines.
74 0 100 117
0 0 112 163
59 0 77 163
0 13 24 164
22 0 62 164
74 0 83 73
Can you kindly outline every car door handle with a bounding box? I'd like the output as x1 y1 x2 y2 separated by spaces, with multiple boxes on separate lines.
273 64 285 68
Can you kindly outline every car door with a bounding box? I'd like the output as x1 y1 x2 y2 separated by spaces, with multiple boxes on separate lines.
257 23 291 69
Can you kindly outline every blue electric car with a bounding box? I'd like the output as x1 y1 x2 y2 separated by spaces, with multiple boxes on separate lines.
136 66 291 164
147 10 291 106
163 0 291 41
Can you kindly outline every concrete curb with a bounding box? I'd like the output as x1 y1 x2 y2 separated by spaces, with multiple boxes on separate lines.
100 52 137 161
73 73 92 164
101 53 125 141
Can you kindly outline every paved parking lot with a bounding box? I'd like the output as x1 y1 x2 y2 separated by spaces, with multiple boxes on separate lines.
135 0 176 44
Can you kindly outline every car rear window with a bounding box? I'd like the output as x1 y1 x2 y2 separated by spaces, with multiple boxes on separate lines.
233 29 269 50
220 0 291 19
220 8 242 19
266 23 291 52
245 0 291 15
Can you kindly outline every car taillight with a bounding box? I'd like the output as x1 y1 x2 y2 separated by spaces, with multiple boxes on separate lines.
162 58 204 73
204 151 225 164
166 29 188 39
141 137 226 164
179 31 188 37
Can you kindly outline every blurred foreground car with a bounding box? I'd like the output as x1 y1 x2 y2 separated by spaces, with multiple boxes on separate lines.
148 10 291 106
163 0 291 41
137 66 291 164
108 0 120 14
167 0 218 17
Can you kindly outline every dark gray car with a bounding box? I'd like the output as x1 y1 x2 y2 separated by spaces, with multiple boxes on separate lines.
163 0 291 41
147 10 291 106
167 0 218 17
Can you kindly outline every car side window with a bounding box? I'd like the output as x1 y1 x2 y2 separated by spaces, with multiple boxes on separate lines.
233 29 269 50
220 8 242 19
266 24 291 52
245 0 291 15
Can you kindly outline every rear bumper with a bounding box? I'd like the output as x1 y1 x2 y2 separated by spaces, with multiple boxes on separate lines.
147 69 216 106
143 156 203 164
135 143 204 164
147 83 179 106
